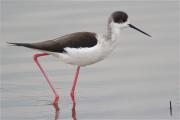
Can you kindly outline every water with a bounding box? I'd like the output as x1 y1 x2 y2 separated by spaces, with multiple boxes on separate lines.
1 0 179 120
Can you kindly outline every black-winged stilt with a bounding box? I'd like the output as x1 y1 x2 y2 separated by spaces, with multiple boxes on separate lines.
8 11 151 105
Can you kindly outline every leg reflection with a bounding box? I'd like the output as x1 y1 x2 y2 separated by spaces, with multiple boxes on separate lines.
53 103 60 120
71 95 77 120
52 97 77 120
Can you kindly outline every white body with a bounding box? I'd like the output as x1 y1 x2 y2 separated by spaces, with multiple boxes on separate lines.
57 35 114 66
45 26 121 66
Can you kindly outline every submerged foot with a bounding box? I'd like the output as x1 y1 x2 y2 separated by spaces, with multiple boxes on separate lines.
71 92 75 101
52 96 59 106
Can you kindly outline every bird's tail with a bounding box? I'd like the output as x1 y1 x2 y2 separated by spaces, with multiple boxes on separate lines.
7 42 35 49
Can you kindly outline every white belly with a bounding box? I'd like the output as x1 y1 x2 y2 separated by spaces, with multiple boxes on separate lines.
52 43 113 66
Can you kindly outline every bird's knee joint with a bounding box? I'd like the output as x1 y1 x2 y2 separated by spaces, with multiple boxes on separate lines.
33 54 39 61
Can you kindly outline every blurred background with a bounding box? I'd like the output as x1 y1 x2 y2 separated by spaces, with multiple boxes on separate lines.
1 0 179 119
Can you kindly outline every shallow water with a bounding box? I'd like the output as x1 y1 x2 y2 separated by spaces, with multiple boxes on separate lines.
1 0 179 120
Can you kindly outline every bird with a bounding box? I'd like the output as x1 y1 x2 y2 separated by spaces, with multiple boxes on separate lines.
8 11 151 105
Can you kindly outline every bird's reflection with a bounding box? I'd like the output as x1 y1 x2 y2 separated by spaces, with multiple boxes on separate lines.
71 96 77 120
52 96 77 120
53 103 60 120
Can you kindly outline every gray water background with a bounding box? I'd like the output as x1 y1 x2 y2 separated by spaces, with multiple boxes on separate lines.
1 0 179 120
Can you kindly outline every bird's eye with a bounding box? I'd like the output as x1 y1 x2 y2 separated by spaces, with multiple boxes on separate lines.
122 18 127 22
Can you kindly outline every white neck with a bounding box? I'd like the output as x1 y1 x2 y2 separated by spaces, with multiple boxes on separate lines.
106 23 121 43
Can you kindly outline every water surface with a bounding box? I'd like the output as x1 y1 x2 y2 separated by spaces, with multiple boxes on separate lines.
1 0 179 120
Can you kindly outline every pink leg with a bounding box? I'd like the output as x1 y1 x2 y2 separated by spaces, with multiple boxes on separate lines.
71 66 80 100
33 53 59 105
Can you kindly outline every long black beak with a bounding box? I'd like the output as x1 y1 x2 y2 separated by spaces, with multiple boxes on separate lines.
129 24 151 37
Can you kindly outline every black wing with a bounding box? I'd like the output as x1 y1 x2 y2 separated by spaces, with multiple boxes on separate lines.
8 32 98 53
